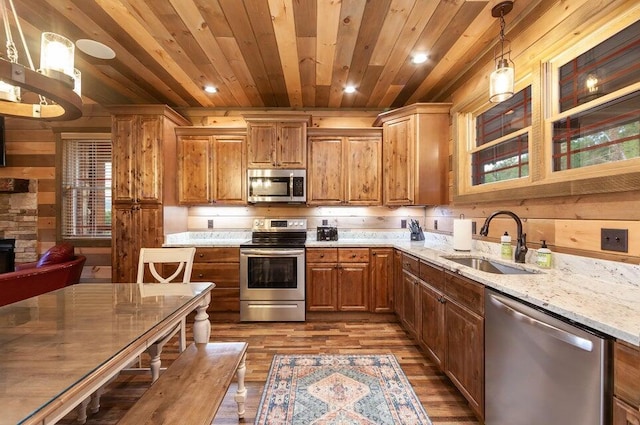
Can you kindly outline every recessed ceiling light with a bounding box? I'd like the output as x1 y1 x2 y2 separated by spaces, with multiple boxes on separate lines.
412 53 428 64
344 85 356 94
204 85 218 94
75 39 116 60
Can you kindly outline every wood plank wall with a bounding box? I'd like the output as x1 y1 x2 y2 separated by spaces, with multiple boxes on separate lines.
430 0 640 264
4 106 113 282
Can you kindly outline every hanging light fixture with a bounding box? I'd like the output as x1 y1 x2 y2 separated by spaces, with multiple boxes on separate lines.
489 1 515 103
0 0 81 120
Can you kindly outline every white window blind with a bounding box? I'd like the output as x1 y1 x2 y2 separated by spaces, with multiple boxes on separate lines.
61 133 112 239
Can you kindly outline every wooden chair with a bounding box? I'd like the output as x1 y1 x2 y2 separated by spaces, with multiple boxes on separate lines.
137 247 196 381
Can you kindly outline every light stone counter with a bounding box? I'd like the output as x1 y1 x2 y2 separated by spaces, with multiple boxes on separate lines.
165 230 640 345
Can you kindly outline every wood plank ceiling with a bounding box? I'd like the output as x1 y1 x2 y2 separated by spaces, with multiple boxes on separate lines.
9 0 550 110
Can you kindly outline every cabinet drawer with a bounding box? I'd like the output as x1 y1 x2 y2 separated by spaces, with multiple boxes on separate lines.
402 254 420 276
419 260 444 292
613 396 640 425
338 248 370 263
307 248 338 263
615 341 640 408
191 263 239 288
444 271 484 316
195 247 239 263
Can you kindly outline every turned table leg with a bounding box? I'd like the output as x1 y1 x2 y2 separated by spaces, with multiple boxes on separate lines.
193 292 211 343
234 352 247 418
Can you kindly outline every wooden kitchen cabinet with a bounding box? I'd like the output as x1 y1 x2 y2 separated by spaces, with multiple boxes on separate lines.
245 115 309 168
393 249 403 314
444 271 484 419
418 261 445 369
614 340 640 424
112 204 163 283
190 247 240 314
399 254 421 338
396 254 484 420
306 248 369 312
111 106 190 283
307 129 382 206
374 103 451 206
176 128 246 205
370 248 394 313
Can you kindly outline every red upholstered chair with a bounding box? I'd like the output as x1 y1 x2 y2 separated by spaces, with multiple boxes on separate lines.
0 243 86 307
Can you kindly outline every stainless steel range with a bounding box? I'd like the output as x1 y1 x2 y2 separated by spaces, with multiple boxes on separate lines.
239 218 306 321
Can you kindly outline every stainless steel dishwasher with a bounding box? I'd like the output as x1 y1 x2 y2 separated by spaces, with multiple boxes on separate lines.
485 289 611 425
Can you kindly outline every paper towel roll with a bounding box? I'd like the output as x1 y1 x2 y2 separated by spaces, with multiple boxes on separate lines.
453 219 473 251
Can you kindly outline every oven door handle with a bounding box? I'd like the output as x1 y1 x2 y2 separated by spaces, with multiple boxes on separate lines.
241 249 305 256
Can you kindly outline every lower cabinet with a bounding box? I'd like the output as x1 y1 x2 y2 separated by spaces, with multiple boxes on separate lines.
398 255 485 420
370 248 394 312
190 247 240 313
614 340 640 424
306 248 370 312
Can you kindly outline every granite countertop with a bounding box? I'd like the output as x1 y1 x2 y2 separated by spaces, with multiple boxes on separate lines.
165 231 640 345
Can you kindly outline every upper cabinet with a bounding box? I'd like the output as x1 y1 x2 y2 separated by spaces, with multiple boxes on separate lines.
307 128 382 206
112 115 163 204
374 103 451 206
176 128 246 205
245 115 309 169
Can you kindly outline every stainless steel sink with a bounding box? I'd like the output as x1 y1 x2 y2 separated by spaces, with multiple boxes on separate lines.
442 256 538 275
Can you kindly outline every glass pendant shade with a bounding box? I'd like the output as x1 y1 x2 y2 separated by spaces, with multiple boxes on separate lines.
490 59 515 103
40 32 75 87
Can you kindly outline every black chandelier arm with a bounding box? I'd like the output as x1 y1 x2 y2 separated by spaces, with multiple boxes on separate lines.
0 60 82 120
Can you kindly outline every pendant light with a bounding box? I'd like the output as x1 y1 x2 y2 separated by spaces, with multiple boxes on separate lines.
489 1 515 103
0 0 81 120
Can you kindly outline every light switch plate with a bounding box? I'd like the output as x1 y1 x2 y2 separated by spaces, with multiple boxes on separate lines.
601 228 628 252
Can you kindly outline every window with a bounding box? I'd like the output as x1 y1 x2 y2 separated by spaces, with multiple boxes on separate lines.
61 133 112 239
549 19 640 173
471 86 532 185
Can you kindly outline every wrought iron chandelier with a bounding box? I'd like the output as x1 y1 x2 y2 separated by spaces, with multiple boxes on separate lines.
0 0 81 120
489 1 515 103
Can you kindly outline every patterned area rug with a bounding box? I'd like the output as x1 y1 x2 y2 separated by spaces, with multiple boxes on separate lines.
255 354 432 425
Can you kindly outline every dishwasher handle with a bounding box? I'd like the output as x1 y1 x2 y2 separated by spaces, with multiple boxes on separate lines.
489 294 594 352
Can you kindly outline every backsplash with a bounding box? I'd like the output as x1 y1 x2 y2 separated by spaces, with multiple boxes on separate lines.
177 205 427 232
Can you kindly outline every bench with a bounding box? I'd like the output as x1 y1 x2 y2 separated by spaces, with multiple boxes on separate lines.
117 342 248 425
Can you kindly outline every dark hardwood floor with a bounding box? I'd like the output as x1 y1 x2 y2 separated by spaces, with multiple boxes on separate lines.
59 319 479 424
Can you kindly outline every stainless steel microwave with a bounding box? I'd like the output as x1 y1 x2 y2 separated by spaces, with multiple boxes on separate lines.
247 169 306 203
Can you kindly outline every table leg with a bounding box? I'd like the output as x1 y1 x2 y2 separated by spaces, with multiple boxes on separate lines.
234 352 247 418
147 343 162 382
76 397 90 424
193 292 211 343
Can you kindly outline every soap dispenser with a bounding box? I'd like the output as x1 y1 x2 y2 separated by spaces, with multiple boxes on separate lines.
536 240 552 268
501 232 512 260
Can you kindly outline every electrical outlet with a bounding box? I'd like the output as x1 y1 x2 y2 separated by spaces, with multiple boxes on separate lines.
401 219 407 228
601 228 628 252
207 219 214 229
434 219 438 230
322 219 328 225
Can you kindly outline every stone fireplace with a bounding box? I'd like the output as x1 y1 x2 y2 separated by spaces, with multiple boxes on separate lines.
0 178 37 267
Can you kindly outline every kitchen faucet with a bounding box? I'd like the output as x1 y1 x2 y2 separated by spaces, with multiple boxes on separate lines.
479 210 528 263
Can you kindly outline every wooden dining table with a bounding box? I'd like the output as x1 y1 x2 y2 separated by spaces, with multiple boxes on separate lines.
0 282 214 425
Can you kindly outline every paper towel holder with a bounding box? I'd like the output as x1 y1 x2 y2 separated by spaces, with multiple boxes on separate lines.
453 214 473 251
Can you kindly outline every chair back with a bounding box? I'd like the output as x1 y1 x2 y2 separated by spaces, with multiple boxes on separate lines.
136 247 196 284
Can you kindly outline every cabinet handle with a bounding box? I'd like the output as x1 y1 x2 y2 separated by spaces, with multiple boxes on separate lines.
351 254 356 258
319 254 324 258
198 273 204 278
199 253 204 258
